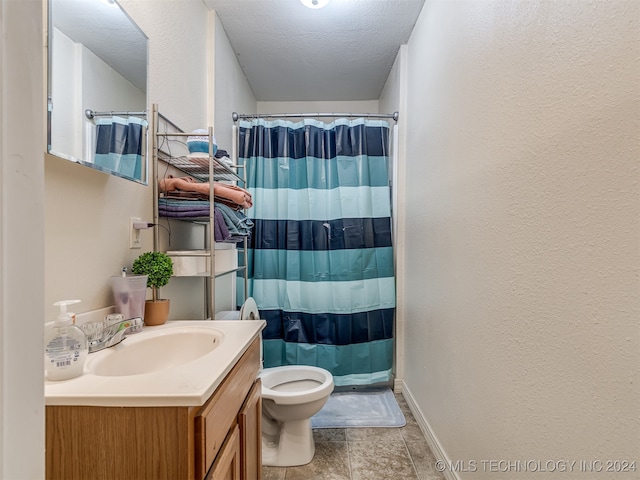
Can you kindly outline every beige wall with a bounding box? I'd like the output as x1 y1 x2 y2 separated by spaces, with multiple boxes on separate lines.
45 0 211 321
401 1 639 478
45 153 152 316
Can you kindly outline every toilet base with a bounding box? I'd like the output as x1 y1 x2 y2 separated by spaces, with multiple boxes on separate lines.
261 417 315 467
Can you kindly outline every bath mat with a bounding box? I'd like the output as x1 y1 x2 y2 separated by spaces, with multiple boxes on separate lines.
311 387 406 428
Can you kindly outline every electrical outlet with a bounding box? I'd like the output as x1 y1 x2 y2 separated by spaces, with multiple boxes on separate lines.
129 217 142 249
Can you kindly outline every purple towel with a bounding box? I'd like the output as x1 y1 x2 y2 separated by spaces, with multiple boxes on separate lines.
214 207 230 241
160 207 244 243
159 209 209 218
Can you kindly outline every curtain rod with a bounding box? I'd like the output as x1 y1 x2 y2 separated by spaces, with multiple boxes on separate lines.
232 111 399 122
84 109 147 120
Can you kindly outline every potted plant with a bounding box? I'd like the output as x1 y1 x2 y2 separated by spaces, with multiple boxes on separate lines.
132 251 173 326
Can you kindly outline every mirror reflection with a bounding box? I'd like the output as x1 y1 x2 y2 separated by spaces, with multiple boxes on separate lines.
48 0 149 184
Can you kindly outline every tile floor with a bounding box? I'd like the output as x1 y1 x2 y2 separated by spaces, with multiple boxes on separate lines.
262 393 446 480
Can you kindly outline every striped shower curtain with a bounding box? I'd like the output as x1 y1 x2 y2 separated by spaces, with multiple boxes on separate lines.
238 117 395 386
94 116 147 182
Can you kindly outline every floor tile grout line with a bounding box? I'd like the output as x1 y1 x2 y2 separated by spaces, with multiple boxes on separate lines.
397 394 426 480
345 428 354 479
400 425 423 480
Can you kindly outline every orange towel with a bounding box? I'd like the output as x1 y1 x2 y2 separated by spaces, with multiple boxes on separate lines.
213 183 253 209
159 175 252 209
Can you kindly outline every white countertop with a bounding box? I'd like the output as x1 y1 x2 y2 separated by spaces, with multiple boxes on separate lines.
45 320 265 407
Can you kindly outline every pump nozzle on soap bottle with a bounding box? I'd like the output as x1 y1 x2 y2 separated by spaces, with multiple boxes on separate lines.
53 299 80 325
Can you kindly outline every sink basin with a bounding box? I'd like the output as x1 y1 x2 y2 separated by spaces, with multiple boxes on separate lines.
85 326 224 377
46 320 266 407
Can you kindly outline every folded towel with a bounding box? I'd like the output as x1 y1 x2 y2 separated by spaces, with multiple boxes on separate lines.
214 207 230 242
163 191 210 201
159 198 210 211
214 183 253 209
216 202 253 237
159 175 252 209
159 210 209 219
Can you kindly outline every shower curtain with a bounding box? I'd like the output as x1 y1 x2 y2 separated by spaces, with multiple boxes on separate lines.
94 116 147 181
238 117 395 386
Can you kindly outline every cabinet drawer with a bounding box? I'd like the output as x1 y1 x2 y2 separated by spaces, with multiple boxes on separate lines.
195 338 260 479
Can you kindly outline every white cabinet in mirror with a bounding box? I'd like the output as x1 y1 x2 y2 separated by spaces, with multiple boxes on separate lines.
47 0 149 184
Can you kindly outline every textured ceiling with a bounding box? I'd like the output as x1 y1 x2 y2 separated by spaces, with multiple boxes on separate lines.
205 0 425 101
51 0 148 92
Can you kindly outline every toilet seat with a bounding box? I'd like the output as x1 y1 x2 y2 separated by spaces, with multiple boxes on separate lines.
260 365 334 405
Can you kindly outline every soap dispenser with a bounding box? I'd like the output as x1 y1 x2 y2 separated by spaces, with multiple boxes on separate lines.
45 300 88 381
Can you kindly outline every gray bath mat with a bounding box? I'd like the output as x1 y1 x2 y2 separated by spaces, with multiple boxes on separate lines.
311 387 406 428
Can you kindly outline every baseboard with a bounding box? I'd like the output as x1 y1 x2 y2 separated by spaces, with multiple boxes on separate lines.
400 380 460 480
394 378 404 392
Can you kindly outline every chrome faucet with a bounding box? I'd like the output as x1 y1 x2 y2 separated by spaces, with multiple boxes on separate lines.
82 316 143 353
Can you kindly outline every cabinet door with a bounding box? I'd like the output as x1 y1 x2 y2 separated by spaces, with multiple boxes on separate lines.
239 379 262 480
205 424 241 480
195 339 261 479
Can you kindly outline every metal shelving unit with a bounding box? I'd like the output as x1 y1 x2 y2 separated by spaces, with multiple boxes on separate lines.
151 104 248 318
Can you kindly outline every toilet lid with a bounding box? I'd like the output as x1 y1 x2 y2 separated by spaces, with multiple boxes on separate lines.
239 297 259 320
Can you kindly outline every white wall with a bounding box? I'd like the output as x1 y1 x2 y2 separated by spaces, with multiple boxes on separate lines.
257 100 379 122
209 11 257 313
401 1 640 478
81 44 146 117
50 28 80 159
0 1 46 478
81 45 146 163
378 48 403 125
379 45 407 385
50 26 146 163
121 0 213 320
211 12 256 154
119 0 210 132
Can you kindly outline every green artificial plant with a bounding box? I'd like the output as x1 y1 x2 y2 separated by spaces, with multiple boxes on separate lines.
131 251 173 301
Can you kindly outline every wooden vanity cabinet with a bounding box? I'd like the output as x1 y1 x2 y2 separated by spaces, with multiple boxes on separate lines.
46 338 262 480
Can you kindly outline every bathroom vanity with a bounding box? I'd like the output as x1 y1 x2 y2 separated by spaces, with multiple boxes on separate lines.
45 320 265 480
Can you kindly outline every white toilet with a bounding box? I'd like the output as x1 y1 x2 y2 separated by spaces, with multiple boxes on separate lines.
260 364 334 466
218 298 335 467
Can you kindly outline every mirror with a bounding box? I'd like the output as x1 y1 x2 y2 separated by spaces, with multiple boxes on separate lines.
47 0 149 184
